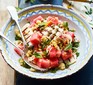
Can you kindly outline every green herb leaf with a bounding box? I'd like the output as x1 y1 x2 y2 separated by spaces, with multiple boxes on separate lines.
63 21 68 28
15 7 22 12
50 68 59 73
85 12 89 15
64 43 72 51
65 60 75 68
41 44 46 49
63 21 69 30
76 52 80 57
89 8 92 14
69 29 75 32
84 6 88 10
45 39 51 45
19 58 30 68
43 51 49 56
65 60 70 68
84 6 93 15
90 0 93 3
15 35 22 40
72 42 80 48
38 22 46 30
72 47 77 53
41 39 51 49
33 52 42 58
39 22 46 27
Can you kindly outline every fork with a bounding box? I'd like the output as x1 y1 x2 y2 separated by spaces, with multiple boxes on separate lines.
7 6 47 71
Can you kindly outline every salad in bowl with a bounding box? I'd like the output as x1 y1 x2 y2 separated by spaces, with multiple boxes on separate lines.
14 16 80 72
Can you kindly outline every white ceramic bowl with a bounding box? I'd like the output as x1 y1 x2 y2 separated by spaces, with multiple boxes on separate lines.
0 4 93 79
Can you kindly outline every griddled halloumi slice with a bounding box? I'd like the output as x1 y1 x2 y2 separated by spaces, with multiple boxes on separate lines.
45 26 57 38
24 30 33 39
22 24 34 47
22 23 30 32
26 36 32 43
23 28 32 35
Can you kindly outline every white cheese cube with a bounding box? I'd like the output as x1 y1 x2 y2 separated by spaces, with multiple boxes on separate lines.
42 31 49 36
52 30 56 34
54 26 59 29
43 20 47 23
28 42 33 47
56 32 61 37
58 28 63 32
45 27 53 32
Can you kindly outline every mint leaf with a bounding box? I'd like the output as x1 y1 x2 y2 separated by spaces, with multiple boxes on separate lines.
15 7 22 12
15 35 22 40
64 43 72 51
69 29 75 32
33 52 42 58
72 47 77 52
63 21 68 28
43 51 48 55
76 52 80 57
72 42 80 48
50 68 59 73
41 39 51 49
19 58 30 68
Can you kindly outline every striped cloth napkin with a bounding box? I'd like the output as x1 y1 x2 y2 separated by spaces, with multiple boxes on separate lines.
63 1 93 28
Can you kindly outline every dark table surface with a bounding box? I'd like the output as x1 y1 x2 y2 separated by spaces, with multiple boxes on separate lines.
16 0 93 85
16 56 93 85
